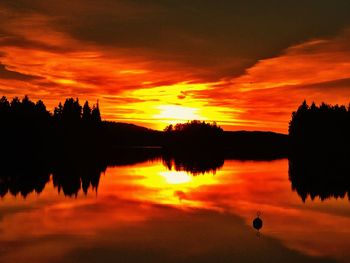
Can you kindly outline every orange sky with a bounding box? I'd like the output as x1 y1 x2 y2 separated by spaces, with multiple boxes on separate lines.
1 1 350 133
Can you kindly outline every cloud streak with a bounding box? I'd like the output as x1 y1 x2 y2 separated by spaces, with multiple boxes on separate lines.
0 1 350 131
0 63 41 80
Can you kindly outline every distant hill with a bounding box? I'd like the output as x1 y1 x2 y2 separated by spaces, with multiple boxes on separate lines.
223 131 289 159
101 122 289 159
102 121 154 133
100 121 163 148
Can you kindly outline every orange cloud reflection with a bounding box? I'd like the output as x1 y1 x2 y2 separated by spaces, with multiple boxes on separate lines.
1 159 350 262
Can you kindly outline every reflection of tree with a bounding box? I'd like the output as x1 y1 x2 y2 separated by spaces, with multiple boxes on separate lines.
0 160 106 198
0 163 50 198
289 157 350 202
52 160 106 197
162 152 224 175
0 149 162 198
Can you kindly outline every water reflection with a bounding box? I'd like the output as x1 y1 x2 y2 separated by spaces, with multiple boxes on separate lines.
3 153 349 203
0 161 106 198
289 156 350 202
162 152 224 175
52 161 106 196
0 163 51 198
0 156 350 263
0 151 225 198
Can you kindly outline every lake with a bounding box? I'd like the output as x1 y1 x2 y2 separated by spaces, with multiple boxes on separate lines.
0 158 349 263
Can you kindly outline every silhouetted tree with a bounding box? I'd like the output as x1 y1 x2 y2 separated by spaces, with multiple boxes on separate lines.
0 95 108 162
0 96 10 124
0 96 10 108
163 120 223 151
82 101 92 122
289 100 350 157
164 124 173 132
62 98 82 124
53 102 63 121
91 101 101 123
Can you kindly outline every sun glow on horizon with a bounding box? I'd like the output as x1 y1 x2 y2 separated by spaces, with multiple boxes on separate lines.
154 105 205 125
108 82 240 130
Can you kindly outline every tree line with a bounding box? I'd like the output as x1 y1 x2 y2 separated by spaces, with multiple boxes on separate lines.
289 100 350 157
0 95 101 162
0 95 101 127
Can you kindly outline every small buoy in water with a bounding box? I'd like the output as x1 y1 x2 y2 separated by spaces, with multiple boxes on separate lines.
253 212 263 231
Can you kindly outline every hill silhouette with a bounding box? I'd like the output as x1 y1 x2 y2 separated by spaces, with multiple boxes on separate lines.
223 131 288 159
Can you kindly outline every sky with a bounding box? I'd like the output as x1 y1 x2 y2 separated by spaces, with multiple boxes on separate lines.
1 1 350 133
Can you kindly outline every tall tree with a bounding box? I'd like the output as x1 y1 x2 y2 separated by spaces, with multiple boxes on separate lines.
82 101 92 122
62 98 82 124
91 101 101 123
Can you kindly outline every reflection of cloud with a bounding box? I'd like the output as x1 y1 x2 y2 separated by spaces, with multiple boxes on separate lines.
0 196 340 263
174 190 187 201
0 159 349 262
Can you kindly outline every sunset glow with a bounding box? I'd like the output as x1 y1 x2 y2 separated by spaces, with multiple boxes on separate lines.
1 2 350 132
1 2 350 263
155 105 204 125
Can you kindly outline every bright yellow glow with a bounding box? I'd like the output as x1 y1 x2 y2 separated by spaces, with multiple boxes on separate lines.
55 79 77 85
101 162 219 206
111 82 241 130
154 105 205 124
159 171 192 184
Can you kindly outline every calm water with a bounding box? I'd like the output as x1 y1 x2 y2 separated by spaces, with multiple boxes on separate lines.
0 159 349 263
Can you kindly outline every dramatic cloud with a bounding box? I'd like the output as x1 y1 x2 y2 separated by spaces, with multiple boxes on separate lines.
188 29 350 132
1 1 350 131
